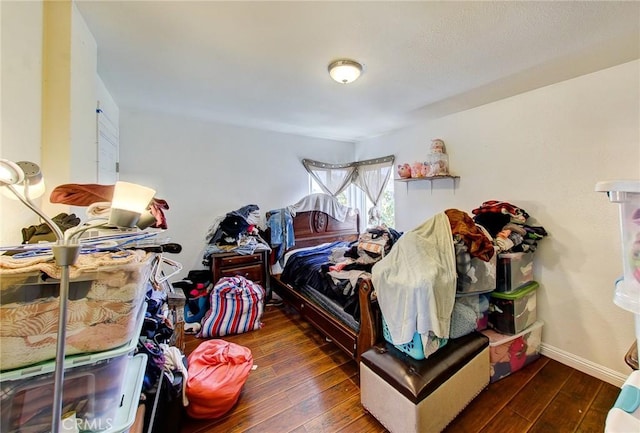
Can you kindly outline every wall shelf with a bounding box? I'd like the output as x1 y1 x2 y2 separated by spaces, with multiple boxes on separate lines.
395 175 460 193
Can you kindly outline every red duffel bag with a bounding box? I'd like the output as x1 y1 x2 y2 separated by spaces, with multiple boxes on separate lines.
185 339 253 419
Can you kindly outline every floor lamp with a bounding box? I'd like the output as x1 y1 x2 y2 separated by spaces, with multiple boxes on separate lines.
0 159 155 433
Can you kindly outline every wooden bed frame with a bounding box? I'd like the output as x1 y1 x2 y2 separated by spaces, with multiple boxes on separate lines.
269 210 380 362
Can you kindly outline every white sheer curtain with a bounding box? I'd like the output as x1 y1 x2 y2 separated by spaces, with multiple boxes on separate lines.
302 159 357 196
353 156 394 225
302 155 395 226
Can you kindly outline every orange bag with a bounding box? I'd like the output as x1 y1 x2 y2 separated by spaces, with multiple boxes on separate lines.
185 339 253 419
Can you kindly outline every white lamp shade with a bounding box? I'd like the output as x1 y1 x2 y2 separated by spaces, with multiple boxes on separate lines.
328 60 362 84
2 178 46 200
0 160 45 200
111 181 156 214
0 159 25 185
109 181 156 227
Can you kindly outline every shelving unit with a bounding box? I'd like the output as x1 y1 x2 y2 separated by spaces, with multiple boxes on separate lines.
395 175 460 193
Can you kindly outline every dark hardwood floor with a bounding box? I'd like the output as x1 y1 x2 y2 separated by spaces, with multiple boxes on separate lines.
180 303 620 433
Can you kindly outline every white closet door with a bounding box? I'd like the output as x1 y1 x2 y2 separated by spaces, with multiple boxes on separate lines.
96 101 119 184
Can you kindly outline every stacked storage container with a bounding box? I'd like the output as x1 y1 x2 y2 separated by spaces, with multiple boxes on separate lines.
0 250 156 433
597 180 640 432
483 252 543 383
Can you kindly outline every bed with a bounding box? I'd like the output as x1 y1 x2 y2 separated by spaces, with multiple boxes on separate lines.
268 209 381 361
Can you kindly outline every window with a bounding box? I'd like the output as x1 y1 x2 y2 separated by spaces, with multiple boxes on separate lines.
309 176 395 228
364 179 395 228
309 177 356 207
303 155 395 228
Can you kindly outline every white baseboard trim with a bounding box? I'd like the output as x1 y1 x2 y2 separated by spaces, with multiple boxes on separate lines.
540 343 628 387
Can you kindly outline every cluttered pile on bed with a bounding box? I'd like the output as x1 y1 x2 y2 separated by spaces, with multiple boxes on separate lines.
279 225 401 330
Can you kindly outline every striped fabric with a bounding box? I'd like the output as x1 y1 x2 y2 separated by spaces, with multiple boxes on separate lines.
197 276 265 338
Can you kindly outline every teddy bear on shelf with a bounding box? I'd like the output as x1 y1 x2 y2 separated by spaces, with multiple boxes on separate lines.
397 163 411 179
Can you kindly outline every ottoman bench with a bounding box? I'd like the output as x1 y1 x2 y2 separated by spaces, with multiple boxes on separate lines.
360 332 490 433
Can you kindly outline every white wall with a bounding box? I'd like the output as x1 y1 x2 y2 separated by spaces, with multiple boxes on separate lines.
356 60 640 384
0 0 45 245
1 1 104 245
119 109 354 275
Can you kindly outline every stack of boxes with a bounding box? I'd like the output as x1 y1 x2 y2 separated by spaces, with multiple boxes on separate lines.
0 251 156 433
482 250 544 383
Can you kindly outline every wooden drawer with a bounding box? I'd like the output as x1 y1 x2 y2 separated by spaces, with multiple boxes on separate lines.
219 264 264 284
210 251 269 293
217 253 262 267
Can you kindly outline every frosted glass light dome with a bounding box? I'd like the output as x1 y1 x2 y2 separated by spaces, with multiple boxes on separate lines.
328 59 363 84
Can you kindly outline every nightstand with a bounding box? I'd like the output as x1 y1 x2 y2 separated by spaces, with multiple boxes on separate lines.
209 250 270 298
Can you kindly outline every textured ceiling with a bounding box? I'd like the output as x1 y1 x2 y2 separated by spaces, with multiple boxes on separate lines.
76 1 640 143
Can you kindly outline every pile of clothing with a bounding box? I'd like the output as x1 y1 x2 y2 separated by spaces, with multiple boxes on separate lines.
21 212 80 244
50 183 169 229
322 225 402 287
202 204 270 264
267 193 359 272
471 200 548 253
280 225 401 321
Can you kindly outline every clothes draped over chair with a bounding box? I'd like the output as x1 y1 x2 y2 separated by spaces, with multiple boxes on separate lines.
372 212 457 357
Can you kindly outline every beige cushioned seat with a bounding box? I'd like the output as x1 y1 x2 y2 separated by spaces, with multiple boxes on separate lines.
360 332 490 433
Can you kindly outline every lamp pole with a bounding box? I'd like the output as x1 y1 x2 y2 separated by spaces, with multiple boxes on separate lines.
6 182 79 433
50 244 80 433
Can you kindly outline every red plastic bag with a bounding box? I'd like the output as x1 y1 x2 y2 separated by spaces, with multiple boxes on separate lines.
185 339 253 419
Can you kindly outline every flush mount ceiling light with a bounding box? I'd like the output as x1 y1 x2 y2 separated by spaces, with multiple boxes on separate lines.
328 59 363 84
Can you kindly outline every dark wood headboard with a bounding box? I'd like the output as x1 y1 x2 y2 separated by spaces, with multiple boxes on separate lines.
290 210 360 249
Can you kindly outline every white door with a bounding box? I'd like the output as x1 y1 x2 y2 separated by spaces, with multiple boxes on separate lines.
96 101 119 184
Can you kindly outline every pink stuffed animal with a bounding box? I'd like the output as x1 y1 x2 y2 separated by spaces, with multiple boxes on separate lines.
397 163 411 179
411 162 424 178
421 163 432 178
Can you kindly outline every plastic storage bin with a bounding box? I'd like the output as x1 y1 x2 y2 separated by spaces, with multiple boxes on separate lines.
605 370 640 433
481 320 543 383
496 251 534 293
596 180 640 350
0 304 145 433
99 353 147 433
489 281 538 335
0 335 141 433
475 293 491 331
456 247 498 296
56 354 147 433
0 250 155 371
